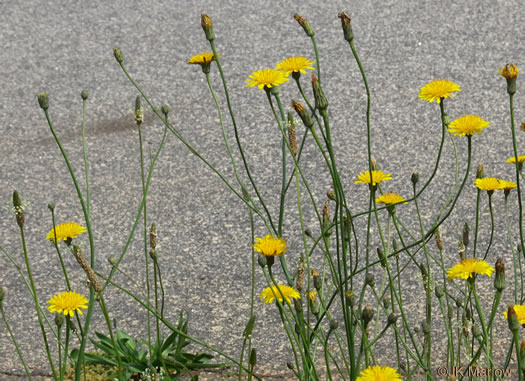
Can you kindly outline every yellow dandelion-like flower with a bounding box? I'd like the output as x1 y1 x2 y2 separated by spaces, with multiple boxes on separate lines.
275 56 315 75
504 305 525 324
500 180 517 191
447 258 494 281
448 115 490 137
354 170 392 187
253 234 287 257
356 365 403 381
475 177 504 191
506 155 525 164
308 291 317 302
260 284 300 304
246 69 290 90
48 291 88 317
418 79 461 104
187 52 220 65
499 64 519 80
376 192 407 205
46 222 86 243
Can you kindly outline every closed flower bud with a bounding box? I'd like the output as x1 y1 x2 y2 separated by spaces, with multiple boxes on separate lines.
134 96 144 125
494 258 506 291
287 362 294 370
294 14 315 37
312 269 322 290
113 48 123 63
258 254 267 268
108 256 117 266
304 228 313 238
149 249 157 261
346 290 355 308
329 319 339 331
312 75 328 111
392 239 400 258
411 172 419 185
476 163 484 179
149 223 157 249
55 313 64 328
13 191 24 228
200 14 215 41
296 258 305 292
365 273 375 288
421 320 430 335
338 12 354 42
377 247 386 267
80 90 89 100
38 92 49 110
507 305 520 332
287 113 298 156
327 190 336 201
435 285 444 298
293 298 303 314
472 324 482 339
435 227 444 250
161 105 169 117
388 312 399 326
443 113 450 127
243 314 255 338
291 100 314 129
462 222 469 247
48 203 55 212
382 295 390 309
249 348 257 367
361 306 375 328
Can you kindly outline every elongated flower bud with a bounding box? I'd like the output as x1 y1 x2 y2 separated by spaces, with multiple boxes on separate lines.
134 96 143 125
150 223 157 249
38 92 49 111
361 306 375 328
508 305 520 332
312 75 328 111
435 227 444 250
287 112 298 156
73 245 102 293
249 348 257 367
113 48 123 63
13 191 24 228
476 163 484 179
338 12 354 42
296 258 305 292
291 100 313 129
81 90 88 100
494 258 506 291
294 14 315 37
201 14 215 41
463 222 469 247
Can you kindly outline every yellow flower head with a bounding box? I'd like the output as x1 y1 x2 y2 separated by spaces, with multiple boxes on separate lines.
448 115 490 137
246 69 290 90
354 170 392 187
260 284 300 304
500 180 517 191
499 64 519 80
187 52 220 65
253 234 287 257
447 258 494 281
418 80 461 104
506 155 525 164
356 365 403 381
48 291 88 317
376 192 407 205
475 177 504 191
504 305 525 324
308 291 317 302
275 56 315 75
46 222 86 243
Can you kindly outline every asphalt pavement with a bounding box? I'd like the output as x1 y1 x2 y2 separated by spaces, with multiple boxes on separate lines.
1 0 525 379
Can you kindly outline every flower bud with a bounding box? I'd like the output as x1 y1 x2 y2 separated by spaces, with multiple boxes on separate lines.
296 258 305 292
200 14 215 41
499 64 519 95
48 203 55 212
108 256 117 266
327 190 336 201
312 75 328 111
13 191 24 228
382 295 390 309
312 269 322 290
249 348 257 367
291 99 313 129
294 14 315 37
287 112 298 156
462 222 469 247
388 312 399 326
476 163 484 179
329 319 339 331
304 228 313 238
113 48 123 63
435 227 444 250
243 314 256 338
134 96 143 125
80 90 89 100
149 223 157 249
494 258 506 291
365 273 375 288
338 12 354 42
345 290 355 308
435 285 444 299
258 254 267 268
411 172 419 186
377 247 386 267
507 305 520 332
421 320 430 335
55 313 64 329
472 324 482 339
38 92 49 110
149 249 157 261
361 306 375 328
161 105 169 117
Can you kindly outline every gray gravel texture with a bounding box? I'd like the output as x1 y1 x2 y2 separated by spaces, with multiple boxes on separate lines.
1 0 525 379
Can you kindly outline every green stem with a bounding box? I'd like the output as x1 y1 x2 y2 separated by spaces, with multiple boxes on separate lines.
0 304 33 380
